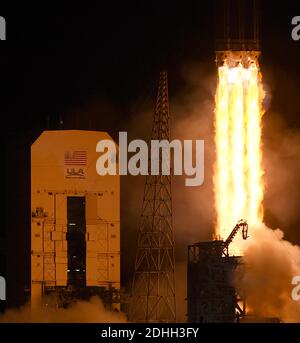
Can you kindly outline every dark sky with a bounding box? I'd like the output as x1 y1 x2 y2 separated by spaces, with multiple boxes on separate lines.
1 1 300 130
1 2 212 132
1 0 300 307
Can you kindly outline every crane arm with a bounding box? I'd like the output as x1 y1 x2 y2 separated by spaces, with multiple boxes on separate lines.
223 219 249 255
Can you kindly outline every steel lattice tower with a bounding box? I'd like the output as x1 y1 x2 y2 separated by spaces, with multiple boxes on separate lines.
129 71 176 322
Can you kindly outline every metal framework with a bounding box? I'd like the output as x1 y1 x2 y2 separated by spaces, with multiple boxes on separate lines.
129 71 176 322
223 219 248 256
187 220 248 323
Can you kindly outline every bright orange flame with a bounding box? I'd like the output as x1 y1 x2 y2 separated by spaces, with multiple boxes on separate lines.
214 62 264 253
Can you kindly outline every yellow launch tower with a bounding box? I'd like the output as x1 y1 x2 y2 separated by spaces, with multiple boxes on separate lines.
31 130 120 310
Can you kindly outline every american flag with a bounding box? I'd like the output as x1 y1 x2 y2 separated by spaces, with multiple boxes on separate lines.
64 151 87 166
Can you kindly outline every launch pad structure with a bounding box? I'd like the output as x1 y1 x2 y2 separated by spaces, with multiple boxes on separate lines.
187 221 248 323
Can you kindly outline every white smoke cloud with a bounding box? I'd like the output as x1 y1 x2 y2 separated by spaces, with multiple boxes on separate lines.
237 223 300 322
0 296 126 323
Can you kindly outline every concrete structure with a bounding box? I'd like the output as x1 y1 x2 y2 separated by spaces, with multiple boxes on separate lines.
31 130 120 309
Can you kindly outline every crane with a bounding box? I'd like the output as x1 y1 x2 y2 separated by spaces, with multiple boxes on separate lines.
222 219 249 256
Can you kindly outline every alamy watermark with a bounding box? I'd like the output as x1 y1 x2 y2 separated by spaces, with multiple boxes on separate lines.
291 276 300 301
0 276 5 301
96 132 204 187
291 16 300 41
0 16 5 40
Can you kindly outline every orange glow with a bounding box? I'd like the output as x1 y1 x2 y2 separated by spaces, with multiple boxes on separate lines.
214 62 264 253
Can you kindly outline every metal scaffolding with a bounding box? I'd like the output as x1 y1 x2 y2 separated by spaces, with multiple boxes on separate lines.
187 221 248 323
129 71 176 322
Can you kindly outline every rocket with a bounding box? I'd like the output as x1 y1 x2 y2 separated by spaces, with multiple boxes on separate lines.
215 0 260 68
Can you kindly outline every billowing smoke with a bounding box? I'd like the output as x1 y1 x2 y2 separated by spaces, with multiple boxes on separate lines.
123 62 216 255
237 223 300 322
234 101 300 322
263 111 300 233
172 62 216 252
0 296 126 323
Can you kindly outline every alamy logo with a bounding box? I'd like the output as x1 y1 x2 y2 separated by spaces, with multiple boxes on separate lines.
0 16 6 40
96 132 204 186
291 16 300 41
0 276 6 300
291 275 300 301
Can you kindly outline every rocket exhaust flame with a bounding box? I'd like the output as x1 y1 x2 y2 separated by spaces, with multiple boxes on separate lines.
213 58 300 321
214 61 264 252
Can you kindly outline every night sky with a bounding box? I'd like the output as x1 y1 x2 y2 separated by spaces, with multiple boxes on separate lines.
1 0 300 307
